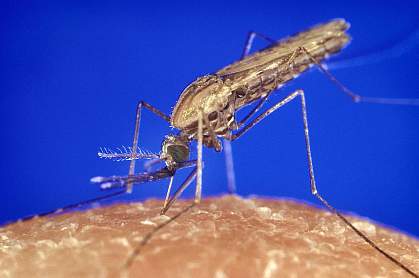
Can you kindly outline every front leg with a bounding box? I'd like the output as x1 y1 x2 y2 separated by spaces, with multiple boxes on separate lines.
195 109 204 204
127 101 171 193
299 46 419 105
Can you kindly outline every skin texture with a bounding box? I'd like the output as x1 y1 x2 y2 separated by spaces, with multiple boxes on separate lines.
0 195 418 278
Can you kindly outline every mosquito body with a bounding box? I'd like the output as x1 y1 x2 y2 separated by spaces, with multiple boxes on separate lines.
92 19 355 213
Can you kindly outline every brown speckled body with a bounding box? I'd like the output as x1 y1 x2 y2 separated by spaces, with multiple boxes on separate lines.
170 19 350 143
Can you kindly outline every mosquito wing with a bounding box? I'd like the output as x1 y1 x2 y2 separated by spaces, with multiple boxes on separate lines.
217 19 350 79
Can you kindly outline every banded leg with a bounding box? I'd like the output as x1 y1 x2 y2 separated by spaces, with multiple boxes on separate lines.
160 167 198 215
223 32 299 194
299 47 419 105
18 159 194 223
230 45 303 132
223 139 236 194
124 169 198 269
15 189 127 223
223 92 272 194
237 31 278 125
195 109 204 203
236 94 271 128
127 101 171 193
202 114 222 152
159 111 204 214
242 30 419 105
229 89 318 193
220 31 277 194
241 31 277 58
229 89 417 276
161 176 174 214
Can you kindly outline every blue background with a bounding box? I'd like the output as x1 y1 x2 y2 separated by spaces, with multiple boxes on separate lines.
1 1 418 236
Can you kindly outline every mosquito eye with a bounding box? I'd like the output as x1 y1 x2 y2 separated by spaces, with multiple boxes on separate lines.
167 145 189 163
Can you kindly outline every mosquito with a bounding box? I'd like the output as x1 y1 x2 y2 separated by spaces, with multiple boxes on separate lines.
88 18 419 275
88 19 419 275
14 19 418 276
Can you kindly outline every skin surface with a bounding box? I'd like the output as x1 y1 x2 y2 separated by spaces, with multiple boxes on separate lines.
0 195 418 278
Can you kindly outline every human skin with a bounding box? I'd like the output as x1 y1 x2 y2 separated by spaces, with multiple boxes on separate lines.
0 195 418 278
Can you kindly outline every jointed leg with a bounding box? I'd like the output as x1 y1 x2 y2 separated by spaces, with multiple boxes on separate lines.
195 109 204 204
229 90 305 141
300 47 419 105
236 45 301 128
241 31 277 58
160 167 198 215
242 32 419 104
220 45 312 197
227 31 283 194
161 176 174 214
127 101 171 193
229 89 417 276
227 31 277 193
219 31 278 195
17 189 127 223
236 93 271 128
229 89 318 189
202 114 222 152
124 169 198 269
223 139 236 194
159 110 204 214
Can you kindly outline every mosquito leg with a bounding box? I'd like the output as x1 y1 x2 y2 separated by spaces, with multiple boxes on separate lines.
160 110 203 216
229 89 417 276
160 167 198 215
223 80 272 195
202 114 222 151
219 32 278 197
235 46 300 128
222 45 304 194
300 47 419 105
195 109 204 204
199 120 234 194
232 46 298 131
14 189 127 224
231 31 281 193
127 101 171 193
124 199 197 270
223 139 236 194
241 31 277 58
92 160 196 189
229 90 305 141
236 93 271 128
160 176 174 215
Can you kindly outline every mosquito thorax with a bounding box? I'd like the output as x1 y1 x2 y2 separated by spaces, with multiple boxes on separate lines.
171 74 226 130
160 134 190 170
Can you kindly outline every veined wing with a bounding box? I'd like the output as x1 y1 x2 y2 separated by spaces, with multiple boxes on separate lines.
217 19 350 79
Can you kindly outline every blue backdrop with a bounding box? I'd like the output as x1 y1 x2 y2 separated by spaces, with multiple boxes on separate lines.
1 1 418 237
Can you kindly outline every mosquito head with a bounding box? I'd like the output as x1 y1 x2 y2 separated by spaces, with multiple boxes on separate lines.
160 134 190 170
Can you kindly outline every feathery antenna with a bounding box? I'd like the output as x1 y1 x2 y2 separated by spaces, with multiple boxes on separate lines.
98 146 159 161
